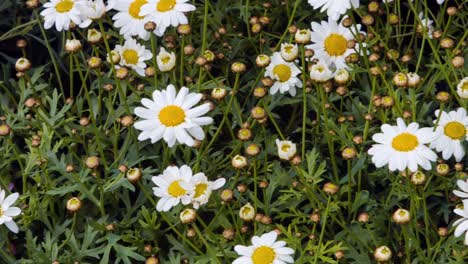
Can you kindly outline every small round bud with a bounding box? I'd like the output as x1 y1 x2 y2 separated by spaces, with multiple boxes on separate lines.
0 124 11 136
184 45 195 55
295 29 311 44
239 203 256 222
251 23 262 34
455 163 463 172
436 163 450 176
15 58 31 72
120 115 134 127
452 56 464 68
67 197 82 212
261 215 272 225
195 56 207 66
447 6 457 16
107 50 121 64
310 212 320 223
255 54 271 67
116 67 129 80
144 21 156 31
392 208 410 224
180 208 197 224
353 135 363 145
323 182 339 195
118 164 128 173
66 164 74 173
87 29 102 44
381 96 394 108
361 14 375 26
65 39 82 53
393 72 408 87
438 227 448 237
237 128 252 141
358 212 369 223
105 223 115 231
16 39 27 48
223 228 235 240
406 72 421 88
253 87 267 98
410 171 426 185
291 154 302 166
374 246 392 262
245 144 260 156
126 168 142 183
211 88 227 100
144 244 153 253
342 147 357 160
220 189 234 202
334 69 350 85
280 43 298 62
145 256 159 264
187 228 196 237
232 155 248 169
342 17 353 28
251 106 266 120
436 91 450 103
85 156 100 169
26 0 40 8
231 62 246 73
388 13 399 25
261 77 273 87
440 38 454 49
88 57 102 69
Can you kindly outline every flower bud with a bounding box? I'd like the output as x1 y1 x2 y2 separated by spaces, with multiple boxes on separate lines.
435 91 450 103
358 212 369 223
88 56 102 69
65 39 82 53
232 155 248 169
237 128 252 141
116 67 129 79
393 72 408 87
341 147 357 160
107 50 121 64
295 29 311 44
334 69 350 85
323 182 339 195
87 29 102 44
220 189 234 202
436 163 450 176
223 228 235 240
280 43 298 61
251 106 266 120
245 144 260 156
211 88 227 100
180 208 197 224
392 208 410 224
145 256 159 264
406 72 421 88
85 156 100 169
15 58 31 72
126 168 142 183
231 62 246 73
239 203 255 222
67 197 82 212
374 246 392 262
255 54 271 67
0 124 11 136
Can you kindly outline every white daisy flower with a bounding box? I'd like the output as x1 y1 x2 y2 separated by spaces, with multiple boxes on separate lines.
40 0 85 31
114 38 152 76
78 0 106 28
111 0 151 40
276 139 297 161
453 180 468 199
265 52 302 96
134 84 213 147
233 231 295 264
140 0 196 37
457 77 468 99
309 61 334 82
418 12 434 39
0 188 21 234
307 0 359 21
157 47 176 72
151 165 195 212
306 17 365 70
430 108 468 162
190 174 226 209
368 118 437 172
453 199 468 246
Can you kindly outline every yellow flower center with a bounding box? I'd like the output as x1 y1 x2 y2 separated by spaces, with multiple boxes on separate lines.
55 0 74 13
194 183 208 198
157 0 176 12
462 82 468 91
161 55 171 65
122 49 139 65
168 180 186 197
391 133 419 152
252 246 276 264
324 33 348 56
444 121 466 140
273 64 291 82
128 0 147 19
0 207 3 217
159 105 186 127
281 144 290 152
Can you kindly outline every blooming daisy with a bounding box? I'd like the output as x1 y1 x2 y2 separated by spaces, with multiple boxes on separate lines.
151 165 194 212
40 0 85 31
453 180 468 199
306 17 364 70
140 0 196 37
0 188 21 233
264 52 302 96
78 0 106 28
157 47 176 72
430 108 468 162
457 77 468 99
276 139 297 161
134 84 213 147
453 199 468 245
307 0 359 21
309 61 334 82
368 118 437 172
114 38 152 76
111 0 151 40
189 174 226 209
233 231 295 264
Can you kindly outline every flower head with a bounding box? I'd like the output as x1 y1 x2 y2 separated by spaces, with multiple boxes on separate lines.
40 0 85 31
264 52 302 96
157 47 176 72
189 174 226 209
0 188 21 233
307 0 360 21
453 199 468 245
140 0 196 36
457 77 468 99
114 38 152 76
276 139 297 161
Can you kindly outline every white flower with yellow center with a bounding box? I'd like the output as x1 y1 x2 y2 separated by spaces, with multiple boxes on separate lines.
307 0 359 21
0 188 21 234
111 0 151 40
233 231 295 264
189 174 226 209
453 199 468 245
265 53 302 96
430 108 468 162
78 0 106 28
114 38 152 76
157 47 176 72
457 77 468 99
134 84 213 147
309 61 334 82
140 0 196 36
306 18 364 70
368 118 437 172
151 165 194 212
276 139 297 161
40 0 85 31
